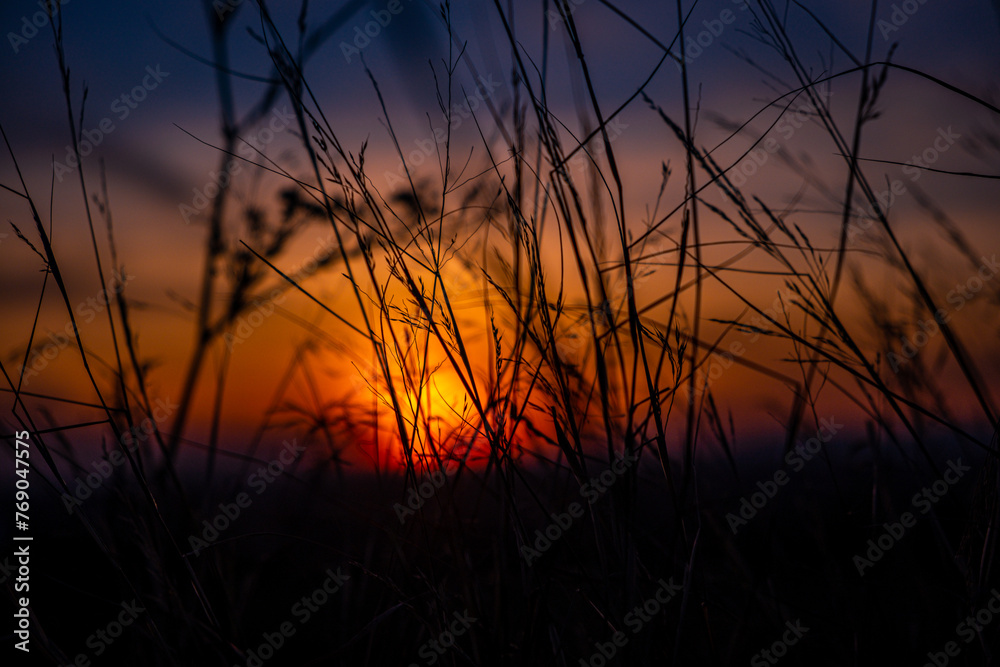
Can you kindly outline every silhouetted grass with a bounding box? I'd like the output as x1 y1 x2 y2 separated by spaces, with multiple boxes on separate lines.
3 0 1000 665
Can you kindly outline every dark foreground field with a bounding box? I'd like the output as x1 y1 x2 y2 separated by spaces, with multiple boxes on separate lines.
6 432 998 666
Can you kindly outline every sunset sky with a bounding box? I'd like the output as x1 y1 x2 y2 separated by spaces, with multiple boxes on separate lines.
3 0 999 467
